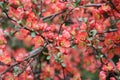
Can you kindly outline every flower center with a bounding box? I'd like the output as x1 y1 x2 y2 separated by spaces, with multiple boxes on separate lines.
0 40 4 45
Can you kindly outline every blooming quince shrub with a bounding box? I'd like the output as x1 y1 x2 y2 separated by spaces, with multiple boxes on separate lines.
0 0 120 80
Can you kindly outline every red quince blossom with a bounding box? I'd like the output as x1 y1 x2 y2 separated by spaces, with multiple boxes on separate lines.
0 65 7 73
72 8 84 18
78 41 87 49
103 18 111 27
42 31 57 41
116 22 120 29
39 23 48 31
23 35 32 47
0 50 11 65
62 30 71 39
110 77 116 80
116 61 120 71
8 0 20 6
95 23 106 33
82 55 97 73
41 63 54 79
56 36 71 54
107 50 114 59
114 47 120 55
113 31 120 44
32 36 44 48
0 36 7 49
43 0 51 5
92 9 101 20
1 0 120 79
102 62 114 71
99 71 106 80
73 72 81 80
75 31 88 43
69 23 78 36
3 72 16 80
13 48 28 62
80 22 87 30
45 24 57 32
59 47 71 55
57 36 70 48
15 28 29 40
99 5 111 13
26 11 36 24
21 0 33 10
104 33 114 48
8 7 24 20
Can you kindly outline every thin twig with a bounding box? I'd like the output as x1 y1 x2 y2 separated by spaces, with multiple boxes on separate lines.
17 58 34 76
42 9 67 21
0 43 48 76
42 4 102 21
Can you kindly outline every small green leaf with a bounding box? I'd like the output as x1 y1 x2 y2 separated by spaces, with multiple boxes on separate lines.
66 3 70 8
31 32 36 37
61 63 66 68
0 2 4 9
87 43 92 46
89 30 97 37
13 67 19 76
17 20 22 24
46 56 51 60
57 52 62 58
90 0 94 3
88 37 92 41
78 17 83 22
75 0 81 7
84 18 88 23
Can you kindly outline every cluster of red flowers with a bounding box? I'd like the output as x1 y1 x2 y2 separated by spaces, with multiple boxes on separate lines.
0 0 120 80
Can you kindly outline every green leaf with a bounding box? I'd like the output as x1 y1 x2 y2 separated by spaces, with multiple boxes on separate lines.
78 17 83 22
90 0 94 3
75 0 81 7
57 52 62 58
46 56 51 60
61 63 66 68
0 2 4 9
89 30 97 37
13 67 19 76
87 37 93 41
84 18 88 23
31 32 36 37
87 43 92 46
17 20 22 24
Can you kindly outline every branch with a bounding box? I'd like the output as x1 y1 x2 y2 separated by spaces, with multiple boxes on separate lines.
84 4 102 7
91 45 116 70
3 0 102 21
42 9 67 21
3 9 50 44
17 59 34 76
42 3 102 21
0 2 103 78
97 28 118 34
0 43 48 76
3 2 102 24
